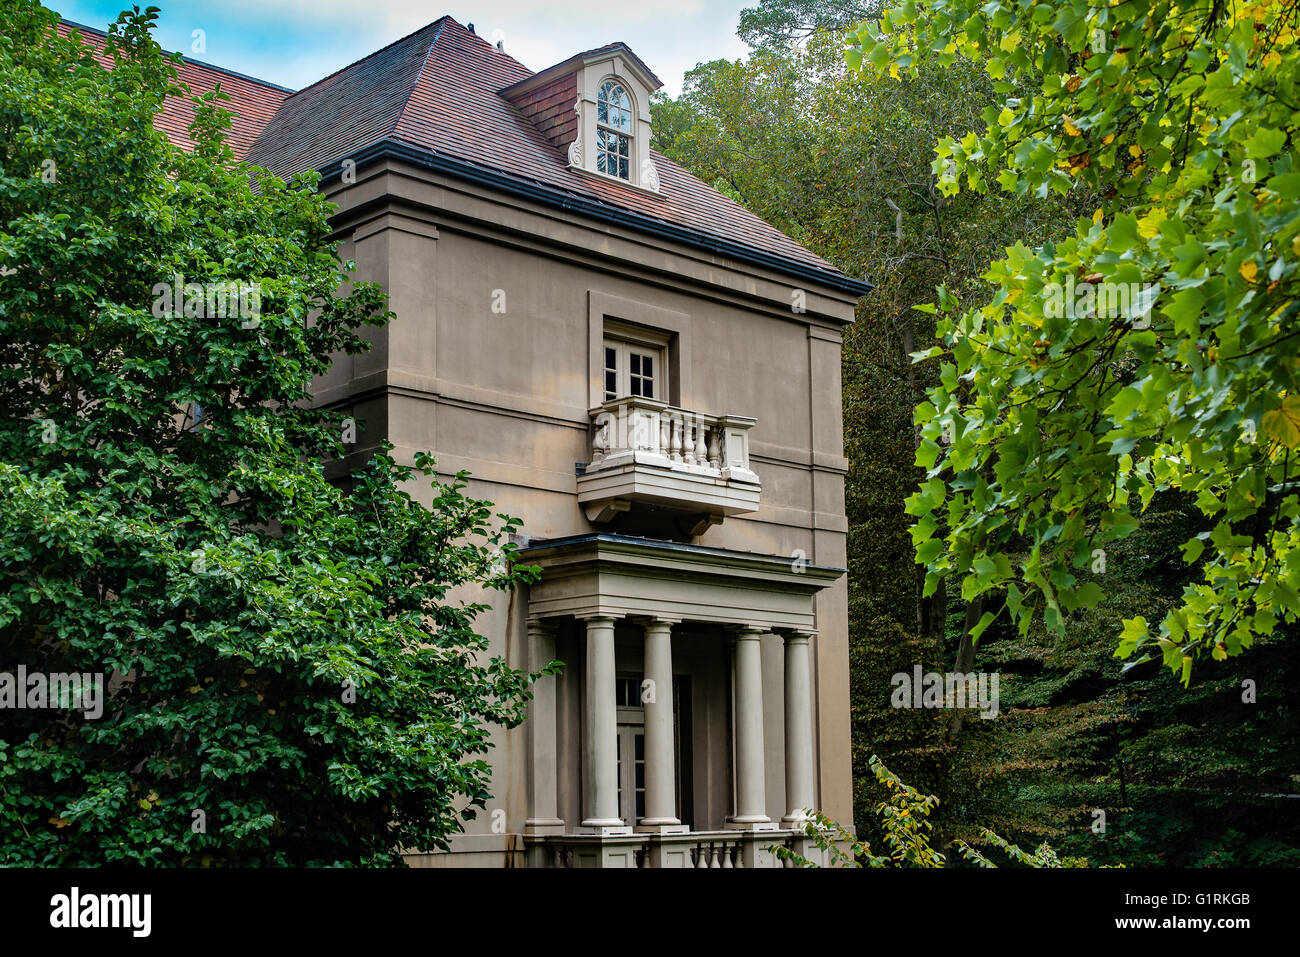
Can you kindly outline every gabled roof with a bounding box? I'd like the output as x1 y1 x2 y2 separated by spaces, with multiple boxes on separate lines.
58 20 291 158
501 40 665 97
242 17 869 294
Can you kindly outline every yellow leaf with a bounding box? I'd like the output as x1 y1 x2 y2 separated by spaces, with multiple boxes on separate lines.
1128 145 1142 157
1064 117 1082 137
138 799 152 811
1093 208 1104 223
890 63 900 80
146 791 159 803
1292 234 1300 257
1137 211 1166 239
1240 260 1259 283
1262 396 1300 448
1263 50 1282 68
48 816 70 828
1103 133 1115 145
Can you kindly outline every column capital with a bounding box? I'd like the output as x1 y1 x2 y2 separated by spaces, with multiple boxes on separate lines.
633 615 682 628
526 618 557 637
577 613 620 626
781 628 817 644
728 624 771 639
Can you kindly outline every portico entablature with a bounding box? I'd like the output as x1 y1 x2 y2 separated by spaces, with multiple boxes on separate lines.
516 533 843 631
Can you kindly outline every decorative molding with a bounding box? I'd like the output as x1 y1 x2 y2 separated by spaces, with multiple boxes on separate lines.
640 159 660 193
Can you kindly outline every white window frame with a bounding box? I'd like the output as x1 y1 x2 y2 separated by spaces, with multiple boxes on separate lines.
596 80 634 181
602 321 669 402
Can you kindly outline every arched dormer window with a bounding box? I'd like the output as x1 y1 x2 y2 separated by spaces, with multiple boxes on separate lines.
596 81 633 180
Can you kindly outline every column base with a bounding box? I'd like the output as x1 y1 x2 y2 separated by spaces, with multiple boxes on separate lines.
578 820 633 836
726 817 779 832
781 812 813 830
525 818 566 836
636 819 688 834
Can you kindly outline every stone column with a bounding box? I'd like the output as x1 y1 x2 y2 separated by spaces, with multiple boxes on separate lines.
729 626 774 829
782 629 816 827
524 619 563 835
580 615 626 832
639 617 685 832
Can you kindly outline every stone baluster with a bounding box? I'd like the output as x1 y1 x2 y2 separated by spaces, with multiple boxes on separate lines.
706 426 721 470
693 414 708 466
668 412 683 463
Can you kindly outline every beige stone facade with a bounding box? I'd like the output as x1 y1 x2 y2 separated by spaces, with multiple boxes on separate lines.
313 146 863 865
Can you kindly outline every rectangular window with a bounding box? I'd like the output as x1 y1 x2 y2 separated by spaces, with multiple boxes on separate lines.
603 331 667 402
597 129 630 180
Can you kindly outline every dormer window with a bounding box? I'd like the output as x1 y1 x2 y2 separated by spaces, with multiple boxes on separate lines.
501 44 663 194
596 81 633 180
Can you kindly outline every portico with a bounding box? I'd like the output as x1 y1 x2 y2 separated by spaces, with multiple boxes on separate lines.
518 533 841 867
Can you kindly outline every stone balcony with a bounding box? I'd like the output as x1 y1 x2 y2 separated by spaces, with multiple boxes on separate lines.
578 396 760 530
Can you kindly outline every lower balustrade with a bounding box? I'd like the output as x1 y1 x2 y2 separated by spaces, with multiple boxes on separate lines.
528 829 827 869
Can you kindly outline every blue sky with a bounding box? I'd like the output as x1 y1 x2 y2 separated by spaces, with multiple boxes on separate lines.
52 0 751 95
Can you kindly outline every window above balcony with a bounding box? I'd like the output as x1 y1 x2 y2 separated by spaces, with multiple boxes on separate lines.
603 320 669 402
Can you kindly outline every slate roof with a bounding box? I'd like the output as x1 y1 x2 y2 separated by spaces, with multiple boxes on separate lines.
243 17 861 287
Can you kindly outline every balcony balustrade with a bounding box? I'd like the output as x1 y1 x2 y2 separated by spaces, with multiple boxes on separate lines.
578 396 760 528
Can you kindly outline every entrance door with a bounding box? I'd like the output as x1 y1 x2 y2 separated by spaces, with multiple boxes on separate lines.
616 724 646 824
615 675 692 827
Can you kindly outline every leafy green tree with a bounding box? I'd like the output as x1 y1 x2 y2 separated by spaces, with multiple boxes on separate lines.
0 2 539 865
850 0 1300 681
738 0 886 49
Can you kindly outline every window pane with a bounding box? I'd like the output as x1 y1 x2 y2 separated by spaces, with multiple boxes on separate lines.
630 353 640 375
605 347 616 369
641 355 652 377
